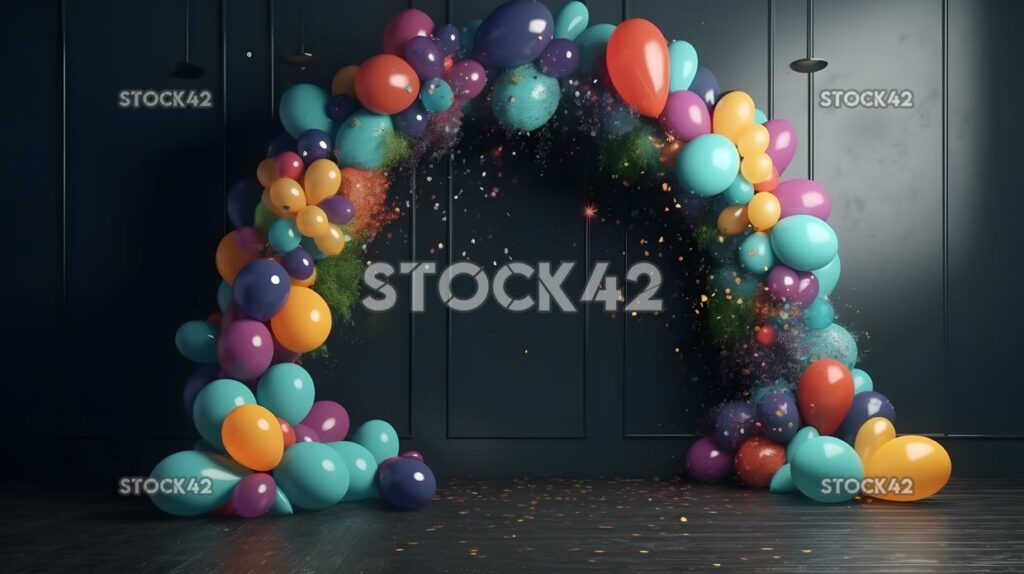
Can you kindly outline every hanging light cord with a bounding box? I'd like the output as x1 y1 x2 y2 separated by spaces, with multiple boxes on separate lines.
807 0 815 180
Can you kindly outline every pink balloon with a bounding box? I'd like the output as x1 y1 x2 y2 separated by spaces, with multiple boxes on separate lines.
382 8 434 55
659 90 710 141
767 265 819 307
764 119 797 174
444 59 487 99
300 400 350 442
217 319 273 380
293 423 320 443
774 179 832 220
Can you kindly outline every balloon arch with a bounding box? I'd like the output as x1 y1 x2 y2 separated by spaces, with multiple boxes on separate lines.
159 0 950 518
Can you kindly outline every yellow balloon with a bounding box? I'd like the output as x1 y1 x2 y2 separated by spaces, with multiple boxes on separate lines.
862 435 952 502
741 153 774 184
716 205 750 236
296 206 330 238
314 224 346 256
222 404 284 471
854 417 896 464
737 124 770 158
268 178 307 216
747 192 781 231
331 65 359 97
712 91 756 142
304 159 342 204
271 286 332 353
257 158 277 188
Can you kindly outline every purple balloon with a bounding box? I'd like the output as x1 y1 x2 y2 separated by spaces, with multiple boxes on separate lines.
296 129 332 164
404 36 445 81
379 458 436 510
756 391 801 444
445 60 487 100
327 94 357 122
282 247 314 280
234 227 265 255
183 364 218 415
472 0 553 68
767 265 819 307
774 179 832 220
300 401 350 442
383 8 435 55
226 180 261 229
232 259 290 321
435 24 460 57
217 319 273 381
686 437 734 482
393 100 430 137
319 195 355 225
713 401 758 450
765 119 798 174
271 334 301 364
266 132 295 157
836 391 896 444
537 38 579 78
401 450 424 462
232 473 277 518
293 423 321 443
660 90 711 141
689 67 719 109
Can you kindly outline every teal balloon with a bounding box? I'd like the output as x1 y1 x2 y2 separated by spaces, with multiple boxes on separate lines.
738 232 775 274
334 110 394 169
350 419 400 464
273 442 349 510
576 24 615 75
192 379 256 450
668 40 698 92
175 320 219 363
279 83 333 139
804 298 835 330
754 108 767 124
420 78 454 113
149 451 248 516
555 1 589 40
791 436 864 503
326 441 379 501
270 487 294 515
851 368 874 395
723 175 754 205
217 281 233 313
268 218 301 253
770 215 839 271
491 64 561 132
786 426 819 460
256 363 315 425
813 255 842 297
769 463 797 493
301 235 328 260
459 20 481 58
799 323 858 369
677 134 740 197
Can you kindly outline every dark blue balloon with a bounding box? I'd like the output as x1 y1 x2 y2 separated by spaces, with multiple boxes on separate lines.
183 364 218 415
537 38 579 78
756 391 801 444
296 129 332 164
689 67 720 109
404 36 444 81
327 94 357 122
378 458 436 510
435 23 460 57
473 0 554 68
282 247 315 280
232 259 291 321
393 101 430 137
836 391 896 444
266 132 296 157
226 179 261 229
713 401 757 451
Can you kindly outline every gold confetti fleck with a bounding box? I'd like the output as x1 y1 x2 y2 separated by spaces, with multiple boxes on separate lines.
679 516 688 523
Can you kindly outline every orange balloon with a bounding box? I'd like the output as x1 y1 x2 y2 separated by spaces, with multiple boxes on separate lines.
747 191 781 231
222 405 284 471
754 167 780 192
741 153 774 184
304 159 341 204
314 224 346 256
331 65 359 97
713 91 757 142
268 178 307 216
737 124 770 157
215 229 264 284
354 55 420 115
257 158 277 188
296 206 330 238
291 268 317 287
863 435 952 502
270 286 332 353
606 19 669 118
717 205 750 236
797 359 854 436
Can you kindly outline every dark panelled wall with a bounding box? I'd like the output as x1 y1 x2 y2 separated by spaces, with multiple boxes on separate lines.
3 0 1023 485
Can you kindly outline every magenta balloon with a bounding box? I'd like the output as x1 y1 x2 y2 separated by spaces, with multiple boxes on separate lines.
271 334 300 364
300 400 351 442
382 8 435 55
686 437 734 483
232 473 277 518
293 423 320 443
764 119 797 174
216 319 273 380
774 179 832 220
444 60 487 99
659 90 710 141
766 265 819 307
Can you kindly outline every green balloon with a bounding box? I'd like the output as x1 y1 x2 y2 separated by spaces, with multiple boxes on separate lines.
769 463 797 493
791 436 864 503
175 320 219 363
334 110 394 169
554 1 589 40
576 24 615 74
491 64 561 132
350 419 399 464
149 451 248 516
192 379 256 450
253 201 276 235
279 83 333 138
257 363 315 425
326 441 379 501
273 442 349 510
786 426 819 460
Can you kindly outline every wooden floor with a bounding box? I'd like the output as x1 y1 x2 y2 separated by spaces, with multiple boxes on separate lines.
3 478 1023 572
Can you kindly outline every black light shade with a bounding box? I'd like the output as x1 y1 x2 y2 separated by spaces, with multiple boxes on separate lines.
281 51 315 68
789 57 829 74
170 60 205 79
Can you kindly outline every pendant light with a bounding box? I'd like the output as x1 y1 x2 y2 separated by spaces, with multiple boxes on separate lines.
281 0 315 68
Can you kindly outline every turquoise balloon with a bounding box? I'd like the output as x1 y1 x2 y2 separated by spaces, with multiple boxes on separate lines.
770 215 839 271
754 108 767 124
576 24 615 75
791 436 864 503
175 320 219 363
799 323 858 369
270 487 294 515
217 281 233 313
420 78 454 113
256 363 315 425
786 426 819 460
268 218 301 253
668 40 698 92
491 64 561 132
334 110 394 169
459 19 481 58
326 441 379 501
279 83 333 139
769 463 797 493
813 255 842 297
555 1 589 40
192 379 256 450
738 232 775 274
273 442 349 510
350 419 400 464
723 175 754 205
149 450 248 516
804 298 835 330
301 235 328 260
677 134 740 197
852 368 874 395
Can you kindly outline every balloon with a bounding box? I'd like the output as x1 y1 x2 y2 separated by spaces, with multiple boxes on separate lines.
862 436 951 502
606 19 669 117
295 206 329 238
459 19 482 58
257 157 276 187
149 451 248 516
382 8 433 55
354 55 420 115
393 100 430 137
319 195 355 225
575 23 615 75
217 320 273 381
282 247 314 280
351 419 400 464
668 40 698 92
193 379 256 450
737 124 770 157
853 416 896 464
755 108 768 124
279 418 296 448
270 487 294 515
403 36 444 81
774 179 832 220
295 130 332 165
676 134 739 196
314 224 346 256
444 59 487 99
300 400 350 443
491 64 561 132
325 441 379 501
222 404 284 471
331 65 359 97
301 161 339 208
755 324 777 346
713 401 758 450
257 363 315 425
334 110 394 169
402 450 424 461
227 180 261 229
253 201 275 235
419 78 454 113
326 94 357 122
685 436 734 482
268 218 300 253
765 119 797 174
293 423 320 444
724 175 755 205
301 236 328 261
799 323 858 369
716 205 749 236
713 91 756 142
270 286 331 353
659 139 683 168
757 391 801 444
175 320 219 363
555 1 589 40
267 178 307 216
798 359 855 435
279 84 333 138
217 281 234 313
804 298 834 330
435 24 460 56
767 265 819 307
379 458 436 510
835 391 896 444
747 191 781 230
786 426 819 460
738 232 775 274
232 259 290 321
770 215 839 271
537 38 580 78
267 132 296 157
232 473 277 518
216 228 264 284
769 463 797 493
183 365 218 417
472 0 554 68
689 67 719 108
273 442 349 510
741 153 774 184
755 166 780 192
735 437 787 489
812 255 842 298
851 368 874 394
791 436 863 503
660 90 711 141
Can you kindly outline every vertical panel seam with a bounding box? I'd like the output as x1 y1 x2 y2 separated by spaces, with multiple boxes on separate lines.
941 0 950 437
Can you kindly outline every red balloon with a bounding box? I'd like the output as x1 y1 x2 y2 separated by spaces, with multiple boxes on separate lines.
734 437 786 488
755 324 777 346
275 151 304 181
797 359 855 435
354 54 420 115
278 417 296 449
606 19 670 118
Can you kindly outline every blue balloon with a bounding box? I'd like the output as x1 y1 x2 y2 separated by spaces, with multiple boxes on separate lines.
813 255 842 297
555 1 589 40
575 23 615 75
724 175 754 205
435 24 461 57
283 247 315 279
227 179 261 228
419 78 454 113
217 281 233 313
713 401 757 450
791 436 864 503
326 94 357 122
175 320 219 363
334 110 394 169
786 426 819 460
192 379 256 450
769 463 797 493
266 132 295 157
836 391 896 444
279 84 333 139
273 442 349 510
738 232 775 274
351 419 400 464
232 259 291 322
325 441 379 501
668 40 698 92
851 368 874 395
379 458 436 510
804 298 835 330
473 0 554 68
268 218 301 253
183 364 218 416
257 363 315 425
491 64 561 132
677 134 740 197
770 215 839 271
296 129 333 164
756 391 801 444
393 101 430 137
537 38 580 78
799 323 858 369
149 451 249 516
689 67 720 108
754 108 768 124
